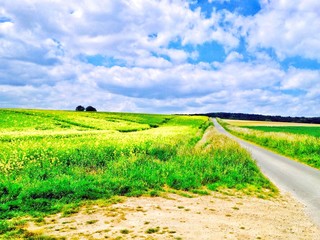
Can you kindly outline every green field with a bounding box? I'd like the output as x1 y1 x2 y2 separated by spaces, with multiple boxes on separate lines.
219 119 320 169
0 109 275 238
243 126 320 138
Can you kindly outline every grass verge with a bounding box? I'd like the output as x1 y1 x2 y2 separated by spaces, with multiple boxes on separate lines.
218 119 320 169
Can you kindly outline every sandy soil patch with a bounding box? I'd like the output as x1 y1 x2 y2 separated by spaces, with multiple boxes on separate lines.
26 191 320 240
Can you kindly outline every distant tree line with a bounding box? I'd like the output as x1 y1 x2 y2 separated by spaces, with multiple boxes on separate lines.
75 105 97 112
192 112 320 124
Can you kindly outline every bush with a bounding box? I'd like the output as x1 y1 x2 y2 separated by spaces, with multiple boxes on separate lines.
75 105 85 111
86 106 97 112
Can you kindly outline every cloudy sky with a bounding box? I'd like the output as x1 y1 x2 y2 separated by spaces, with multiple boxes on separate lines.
0 0 319 116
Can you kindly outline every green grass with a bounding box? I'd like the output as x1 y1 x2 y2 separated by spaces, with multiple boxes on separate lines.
145 227 160 234
0 109 170 132
244 126 320 138
218 119 320 169
0 109 275 238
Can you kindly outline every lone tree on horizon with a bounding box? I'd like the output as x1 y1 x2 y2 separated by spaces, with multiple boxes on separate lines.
75 105 85 111
86 106 97 112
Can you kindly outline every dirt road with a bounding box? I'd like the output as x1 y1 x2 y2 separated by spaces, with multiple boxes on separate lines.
28 192 320 239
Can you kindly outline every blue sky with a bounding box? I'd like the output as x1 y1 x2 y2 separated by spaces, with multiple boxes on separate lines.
0 0 319 116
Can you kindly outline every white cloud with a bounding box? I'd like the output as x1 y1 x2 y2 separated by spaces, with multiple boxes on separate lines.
225 51 243 62
0 55 319 116
0 0 319 116
246 0 320 61
1 0 240 64
211 59 284 90
88 64 224 99
281 67 320 90
158 48 189 64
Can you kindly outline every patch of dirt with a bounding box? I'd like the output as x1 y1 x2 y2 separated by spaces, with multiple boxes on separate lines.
26 191 320 240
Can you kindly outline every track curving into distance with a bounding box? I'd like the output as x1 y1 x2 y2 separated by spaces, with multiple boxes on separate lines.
212 118 320 226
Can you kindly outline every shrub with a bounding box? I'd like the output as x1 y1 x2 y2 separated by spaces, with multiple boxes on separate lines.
75 105 85 111
86 106 97 112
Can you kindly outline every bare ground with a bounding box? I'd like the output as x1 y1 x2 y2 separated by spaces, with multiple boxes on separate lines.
26 191 320 240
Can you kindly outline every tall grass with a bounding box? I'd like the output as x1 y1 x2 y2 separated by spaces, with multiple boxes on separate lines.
0 110 275 237
219 119 320 169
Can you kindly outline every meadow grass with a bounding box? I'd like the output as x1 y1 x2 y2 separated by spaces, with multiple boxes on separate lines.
219 119 320 169
243 126 320 138
224 119 320 127
0 109 275 238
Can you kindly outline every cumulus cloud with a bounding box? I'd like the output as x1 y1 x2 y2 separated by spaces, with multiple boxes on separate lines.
89 64 223 99
1 57 318 116
281 67 320 90
0 0 319 116
1 0 239 63
225 51 243 62
246 0 320 61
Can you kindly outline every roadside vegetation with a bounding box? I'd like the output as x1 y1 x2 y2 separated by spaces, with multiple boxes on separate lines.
243 126 320 138
218 119 320 169
0 109 275 238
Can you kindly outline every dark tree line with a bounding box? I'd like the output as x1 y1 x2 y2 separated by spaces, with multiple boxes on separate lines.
192 112 320 124
75 105 97 112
